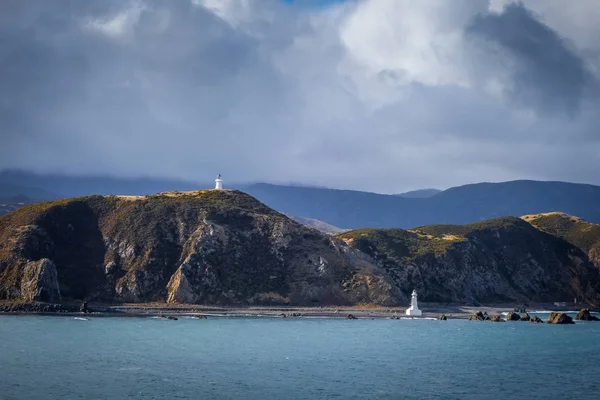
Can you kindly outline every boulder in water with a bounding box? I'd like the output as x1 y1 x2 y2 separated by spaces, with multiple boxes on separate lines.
437 314 447 320
520 313 531 321
469 311 488 321
490 315 505 322
346 314 357 320
530 316 544 323
547 312 574 324
506 312 520 321
575 309 599 321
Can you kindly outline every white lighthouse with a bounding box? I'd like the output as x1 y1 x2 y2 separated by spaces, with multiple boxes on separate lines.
215 174 223 190
405 289 422 316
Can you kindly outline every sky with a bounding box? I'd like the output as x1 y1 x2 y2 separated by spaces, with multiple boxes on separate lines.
0 0 599 193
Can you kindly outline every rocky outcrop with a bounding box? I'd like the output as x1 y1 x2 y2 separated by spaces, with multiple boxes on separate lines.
0 191 399 306
506 312 520 321
437 314 447 320
530 316 544 323
340 218 600 305
490 315 505 322
19 259 61 302
547 312 575 324
469 311 490 321
520 313 531 321
575 309 600 321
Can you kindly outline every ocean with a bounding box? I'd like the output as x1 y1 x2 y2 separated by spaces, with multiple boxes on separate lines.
1 315 599 400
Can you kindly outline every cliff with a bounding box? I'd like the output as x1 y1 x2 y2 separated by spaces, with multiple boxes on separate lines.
0 190 398 305
339 217 600 305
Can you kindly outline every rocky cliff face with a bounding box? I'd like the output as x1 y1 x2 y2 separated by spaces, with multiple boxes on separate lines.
0 190 398 305
339 217 600 305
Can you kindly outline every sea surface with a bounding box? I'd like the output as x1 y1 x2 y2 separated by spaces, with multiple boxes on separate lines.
1 315 599 400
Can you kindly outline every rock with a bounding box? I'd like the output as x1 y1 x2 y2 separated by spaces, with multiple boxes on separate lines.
547 312 574 324
346 314 357 320
530 316 544 323
80 301 89 313
19 259 61 303
390 314 400 320
490 315 505 322
575 309 600 321
469 311 490 321
520 313 531 321
506 312 520 321
437 314 447 320
278 313 287 318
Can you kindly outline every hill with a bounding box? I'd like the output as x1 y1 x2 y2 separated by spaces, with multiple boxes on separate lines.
395 188 441 198
522 212 600 267
244 180 600 228
338 217 600 305
0 190 397 306
285 214 347 235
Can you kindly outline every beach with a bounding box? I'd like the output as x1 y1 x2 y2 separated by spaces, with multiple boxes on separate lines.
1 301 593 319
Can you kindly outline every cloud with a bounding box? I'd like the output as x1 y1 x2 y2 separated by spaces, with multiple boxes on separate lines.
0 0 599 193
466 2 598 116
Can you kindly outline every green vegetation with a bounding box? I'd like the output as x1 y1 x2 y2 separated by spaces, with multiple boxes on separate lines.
523 213 600 261
339 217 527 262
412 216 525 237
339 227 463 262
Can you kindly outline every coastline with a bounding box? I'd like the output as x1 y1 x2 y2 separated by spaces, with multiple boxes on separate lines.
1 302 596 319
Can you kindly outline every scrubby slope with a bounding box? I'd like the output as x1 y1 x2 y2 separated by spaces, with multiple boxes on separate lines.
522 212 600 267
339 217 600 305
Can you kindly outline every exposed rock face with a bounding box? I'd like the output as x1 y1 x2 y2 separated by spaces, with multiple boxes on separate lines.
469 311 489 321
530 316 544 323
520 313 531 321
0 191 399 306
339 218 600 305
490 315 505 322
437 314 447 320
20 259 61 302
547 312 575 324
506 312 520 321
575 309 600 321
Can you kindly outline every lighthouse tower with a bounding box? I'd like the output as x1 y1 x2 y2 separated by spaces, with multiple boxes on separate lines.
215 174 223 190
405 289 422 316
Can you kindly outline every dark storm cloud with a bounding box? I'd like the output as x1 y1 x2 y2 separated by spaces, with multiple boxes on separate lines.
466 2 598 117
0 0 599 192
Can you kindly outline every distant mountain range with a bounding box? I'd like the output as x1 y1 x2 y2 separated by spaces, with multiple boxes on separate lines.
394 188 441 198
2 170 600 229
243 181 600 229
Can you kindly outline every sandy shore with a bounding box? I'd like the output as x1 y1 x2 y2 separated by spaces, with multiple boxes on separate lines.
2 301 593 319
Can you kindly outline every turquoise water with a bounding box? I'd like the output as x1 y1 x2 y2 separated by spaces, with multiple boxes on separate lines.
1 316 599 400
